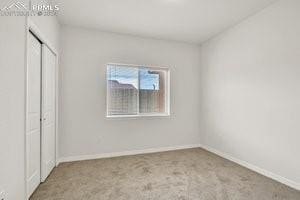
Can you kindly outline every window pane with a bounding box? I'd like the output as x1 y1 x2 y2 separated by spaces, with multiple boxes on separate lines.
107 64 169 117
107 65 138 115
139 69 166 114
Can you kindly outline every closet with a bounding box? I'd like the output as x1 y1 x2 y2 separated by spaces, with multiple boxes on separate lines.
26 31 57 198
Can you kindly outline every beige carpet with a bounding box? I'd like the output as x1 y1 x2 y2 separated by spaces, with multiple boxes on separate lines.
30 148 300 200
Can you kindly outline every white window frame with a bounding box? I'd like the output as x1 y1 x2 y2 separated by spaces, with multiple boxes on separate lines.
106 63 170 118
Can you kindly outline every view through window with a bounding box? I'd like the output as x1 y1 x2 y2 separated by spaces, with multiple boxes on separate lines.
107 64 170 117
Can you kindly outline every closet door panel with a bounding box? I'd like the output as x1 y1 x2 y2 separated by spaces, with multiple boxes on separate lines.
26 32 42 198
41 44 56 182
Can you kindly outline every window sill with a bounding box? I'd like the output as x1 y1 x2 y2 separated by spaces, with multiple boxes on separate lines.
106 113 170 119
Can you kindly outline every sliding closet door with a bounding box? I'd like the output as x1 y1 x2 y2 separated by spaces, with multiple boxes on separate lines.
41 44 56 182
26 32 42 197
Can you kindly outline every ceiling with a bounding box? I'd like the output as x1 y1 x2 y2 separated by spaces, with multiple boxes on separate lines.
54 0 276 44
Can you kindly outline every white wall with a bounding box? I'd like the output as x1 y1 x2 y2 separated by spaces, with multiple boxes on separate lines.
0 9 27 200
199 0 300 188
59 26 202 159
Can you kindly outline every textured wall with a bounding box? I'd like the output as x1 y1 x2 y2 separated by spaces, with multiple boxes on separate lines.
59 25 202 158
199 0 300 187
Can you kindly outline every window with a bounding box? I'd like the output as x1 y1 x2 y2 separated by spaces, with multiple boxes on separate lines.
107 63 170 117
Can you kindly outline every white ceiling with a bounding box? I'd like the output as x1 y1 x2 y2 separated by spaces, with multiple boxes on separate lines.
54 0 276 44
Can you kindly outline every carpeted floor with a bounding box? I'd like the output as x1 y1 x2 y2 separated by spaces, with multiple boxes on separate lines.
30 148 300 200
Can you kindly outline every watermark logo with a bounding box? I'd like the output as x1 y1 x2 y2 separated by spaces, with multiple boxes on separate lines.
1 1 27 11
0 1 59 16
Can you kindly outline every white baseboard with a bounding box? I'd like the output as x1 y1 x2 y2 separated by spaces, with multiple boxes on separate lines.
200 144 300 191
58 144 201 164
57 143 299 191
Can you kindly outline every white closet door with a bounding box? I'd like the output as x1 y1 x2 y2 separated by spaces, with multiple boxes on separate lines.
41 44 56 182
26 32 41 197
